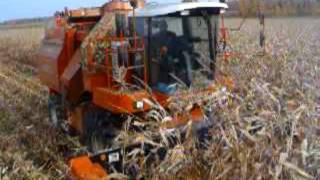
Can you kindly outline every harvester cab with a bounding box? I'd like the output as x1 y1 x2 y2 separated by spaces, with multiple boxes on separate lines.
37 0 229 179
134 2 224 91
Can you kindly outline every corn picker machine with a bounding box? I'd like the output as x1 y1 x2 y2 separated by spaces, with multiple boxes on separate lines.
37 0 234 179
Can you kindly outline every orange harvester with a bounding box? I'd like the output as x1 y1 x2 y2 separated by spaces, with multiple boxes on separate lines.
37 0 229 178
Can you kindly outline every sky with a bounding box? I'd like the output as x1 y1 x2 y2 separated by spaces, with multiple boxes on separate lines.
0 0 180 22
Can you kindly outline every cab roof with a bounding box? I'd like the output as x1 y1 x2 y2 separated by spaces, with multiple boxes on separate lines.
131 1 228 17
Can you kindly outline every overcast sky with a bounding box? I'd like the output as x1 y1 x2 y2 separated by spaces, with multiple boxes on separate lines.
0 0 180 22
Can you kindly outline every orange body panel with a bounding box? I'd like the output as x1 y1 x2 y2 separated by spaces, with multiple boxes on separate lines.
37 50 61 92
75 30 89 42
83 72 109 92
103 0 133 12
173 107 204 127
69 156 107 180
58 29 76 76
61 50 85 103
37 24 65 92
68 7 102 18
161 107 204 129
38 27 77 93
61 50 82 87
93 88 151 114
152 91 170 106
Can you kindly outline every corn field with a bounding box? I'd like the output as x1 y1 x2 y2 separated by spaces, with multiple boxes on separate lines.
0 17 319 179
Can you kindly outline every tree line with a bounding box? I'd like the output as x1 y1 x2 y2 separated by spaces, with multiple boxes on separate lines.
229 0 320 16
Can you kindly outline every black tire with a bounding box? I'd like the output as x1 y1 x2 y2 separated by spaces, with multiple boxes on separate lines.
82 107 120 153
48 93 67 131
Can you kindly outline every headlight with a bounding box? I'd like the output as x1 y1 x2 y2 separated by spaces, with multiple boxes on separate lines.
134 101 144 110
